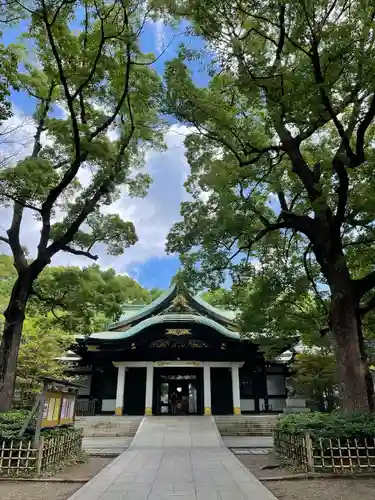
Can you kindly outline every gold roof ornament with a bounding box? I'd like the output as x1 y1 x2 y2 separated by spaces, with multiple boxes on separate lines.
166 328 191 336
163 294 195 314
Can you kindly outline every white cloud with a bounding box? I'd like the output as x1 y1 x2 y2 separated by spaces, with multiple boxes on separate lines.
153 19 167 54
0 109 35 167
0 107 192 276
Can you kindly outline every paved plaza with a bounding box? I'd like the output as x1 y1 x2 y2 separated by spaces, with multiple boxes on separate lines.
69 416 277 500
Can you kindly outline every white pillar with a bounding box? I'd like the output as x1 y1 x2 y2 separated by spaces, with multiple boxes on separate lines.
232 362 241 415
115 364 126 416
203 362 211 415
145 363 154 416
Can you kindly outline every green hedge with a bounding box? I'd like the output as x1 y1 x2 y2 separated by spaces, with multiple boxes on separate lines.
0 410 81 441
275 412 375 439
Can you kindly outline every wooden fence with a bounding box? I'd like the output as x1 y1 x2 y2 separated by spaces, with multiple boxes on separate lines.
274 430 375 473
0 432 83 476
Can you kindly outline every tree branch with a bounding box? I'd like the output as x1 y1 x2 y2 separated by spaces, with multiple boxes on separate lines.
46 118 136 260
275 2 285 63
88 7 133 141
42 1 80 162
356 93 375 163
303 243 329 316
333 155 349 225
353 270 375 299
61 245 98 260
360 293 375 316
6 203 28 272
0 236 10 245
343 236 375 248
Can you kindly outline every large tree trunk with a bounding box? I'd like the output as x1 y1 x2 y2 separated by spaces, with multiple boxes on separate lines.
331 288 369 412
0 275 31 412
356 312 374 411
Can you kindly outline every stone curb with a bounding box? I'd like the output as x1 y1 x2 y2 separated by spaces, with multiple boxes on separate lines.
259 472 375 481
0 477 89 483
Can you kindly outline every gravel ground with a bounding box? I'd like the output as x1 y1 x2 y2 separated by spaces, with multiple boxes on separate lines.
237 452 375 500
0 457 113 500
0 482 80 500
263 478 375 500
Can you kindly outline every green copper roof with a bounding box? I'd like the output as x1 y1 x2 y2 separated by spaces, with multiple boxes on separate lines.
109 284 177 329
192 293 238 323
109 284 238 330
90 314 241 342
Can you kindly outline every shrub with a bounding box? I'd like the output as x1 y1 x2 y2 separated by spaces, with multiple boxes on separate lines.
0 410 81 441
0 410 30 440
275 412 375 439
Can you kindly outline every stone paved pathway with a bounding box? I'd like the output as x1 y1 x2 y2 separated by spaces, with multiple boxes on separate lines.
68 416 277 500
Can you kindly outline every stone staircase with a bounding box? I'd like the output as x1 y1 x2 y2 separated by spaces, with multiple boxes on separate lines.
75 416 142 437
214 415 278 437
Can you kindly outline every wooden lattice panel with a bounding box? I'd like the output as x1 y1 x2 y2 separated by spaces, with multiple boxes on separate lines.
313 438 375 472
0 440 37 475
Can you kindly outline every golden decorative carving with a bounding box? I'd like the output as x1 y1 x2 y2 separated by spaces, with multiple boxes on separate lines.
149 338 208 349
166 328 191 336
163 294 195 314
87 345 99 352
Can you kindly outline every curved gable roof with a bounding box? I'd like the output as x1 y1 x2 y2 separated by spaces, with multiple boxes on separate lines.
191 293 238 325
109 284 177 330
109 284 238 331
91 314 240 342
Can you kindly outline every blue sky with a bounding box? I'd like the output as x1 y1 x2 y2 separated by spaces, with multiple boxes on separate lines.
0 11 211 291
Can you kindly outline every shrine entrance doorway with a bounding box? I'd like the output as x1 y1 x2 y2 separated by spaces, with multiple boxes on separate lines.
153 367 203 415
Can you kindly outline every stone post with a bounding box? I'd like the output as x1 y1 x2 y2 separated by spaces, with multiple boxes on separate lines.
115 364 126 416
145 363 154 415
203 362 211 415
232 363 241 415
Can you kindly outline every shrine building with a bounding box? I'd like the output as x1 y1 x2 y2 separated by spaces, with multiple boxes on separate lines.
72 284 289 416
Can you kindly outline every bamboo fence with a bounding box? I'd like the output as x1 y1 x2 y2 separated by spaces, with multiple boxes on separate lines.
0 432 82 475
274 430 375 473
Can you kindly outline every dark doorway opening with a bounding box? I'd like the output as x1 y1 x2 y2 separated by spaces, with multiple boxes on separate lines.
153 367 203 415
211 367 233 415
124 367 146 415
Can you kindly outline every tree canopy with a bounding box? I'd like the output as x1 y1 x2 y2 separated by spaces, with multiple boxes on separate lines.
0 0 165 411
0 254 156 397
163 0 375 411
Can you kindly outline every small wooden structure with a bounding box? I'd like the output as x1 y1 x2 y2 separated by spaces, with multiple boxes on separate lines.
18 376 80 446
0 377 82 475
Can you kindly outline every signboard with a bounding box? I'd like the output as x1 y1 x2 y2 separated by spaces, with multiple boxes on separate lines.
41 391 62 428
59 395 76 425
39 379 79 429
18 377 80 446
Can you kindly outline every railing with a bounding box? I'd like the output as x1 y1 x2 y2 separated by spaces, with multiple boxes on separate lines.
274 429 375 473
75 398 96 416
0 432 83 475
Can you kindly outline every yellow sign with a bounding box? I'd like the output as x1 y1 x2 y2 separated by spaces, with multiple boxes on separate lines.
42 392 62 428
41 391 75 428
